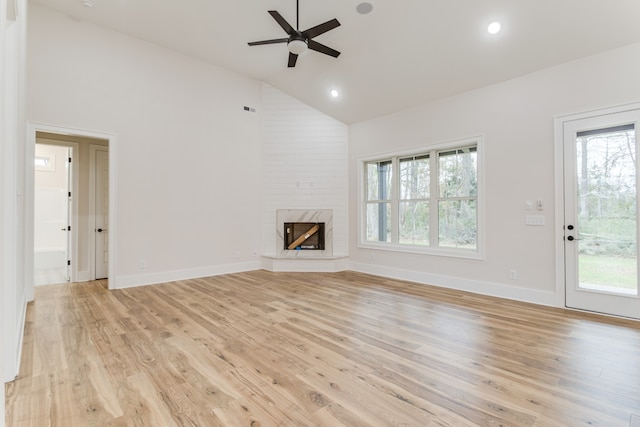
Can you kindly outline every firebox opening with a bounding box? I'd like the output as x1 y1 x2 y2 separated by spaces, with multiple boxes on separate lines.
284 222 325 250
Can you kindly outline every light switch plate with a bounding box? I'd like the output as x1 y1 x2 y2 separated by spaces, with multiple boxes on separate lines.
525 215 545 226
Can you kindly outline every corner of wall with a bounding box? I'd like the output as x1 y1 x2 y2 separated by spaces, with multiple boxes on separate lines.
260 84 349 259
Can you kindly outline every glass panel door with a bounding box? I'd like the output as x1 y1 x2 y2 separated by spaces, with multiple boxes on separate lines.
563 107 640 319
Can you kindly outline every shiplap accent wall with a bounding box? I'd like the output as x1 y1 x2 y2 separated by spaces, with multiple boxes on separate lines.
261 84 348 256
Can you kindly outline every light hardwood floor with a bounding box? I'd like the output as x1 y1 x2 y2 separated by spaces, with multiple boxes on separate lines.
5 270 640 426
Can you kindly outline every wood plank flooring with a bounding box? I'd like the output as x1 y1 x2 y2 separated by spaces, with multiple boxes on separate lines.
5 270 640 426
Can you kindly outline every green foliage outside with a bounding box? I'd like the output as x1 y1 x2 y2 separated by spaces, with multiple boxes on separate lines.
578 217 636 257
579 254 637 289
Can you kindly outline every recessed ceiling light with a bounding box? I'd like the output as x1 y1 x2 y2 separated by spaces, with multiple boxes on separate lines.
487 22 501 35
330 89 340 98
356 2 373 15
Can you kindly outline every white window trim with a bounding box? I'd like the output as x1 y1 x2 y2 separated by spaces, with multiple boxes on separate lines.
358 135 485 260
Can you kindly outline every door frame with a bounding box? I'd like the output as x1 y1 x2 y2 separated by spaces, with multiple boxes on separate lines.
25 122 118 298
554 101 640 313
33 142 79 284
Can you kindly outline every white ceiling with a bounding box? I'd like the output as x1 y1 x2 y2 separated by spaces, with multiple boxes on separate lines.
30 0 640 124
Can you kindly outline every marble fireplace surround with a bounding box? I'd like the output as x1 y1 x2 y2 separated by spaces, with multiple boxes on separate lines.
275 209 333 257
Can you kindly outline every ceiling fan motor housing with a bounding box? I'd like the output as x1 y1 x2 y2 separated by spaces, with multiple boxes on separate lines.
287 35 308 54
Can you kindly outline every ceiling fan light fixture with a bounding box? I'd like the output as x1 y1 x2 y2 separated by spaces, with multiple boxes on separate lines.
287 39 308 55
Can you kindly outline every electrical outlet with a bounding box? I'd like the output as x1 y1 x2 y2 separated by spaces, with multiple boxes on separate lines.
509 269 517 280
139 259 146 269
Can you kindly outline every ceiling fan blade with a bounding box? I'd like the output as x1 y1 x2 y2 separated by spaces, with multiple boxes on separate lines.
268 10 295 35
248 38 289 46
302 18 340 39
288 52 298 68
308 40 341 58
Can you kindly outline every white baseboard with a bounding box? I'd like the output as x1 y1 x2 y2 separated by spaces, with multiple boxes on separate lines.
111 259 555 307
114 260 261 289
13 298 28 380
348 261 557 307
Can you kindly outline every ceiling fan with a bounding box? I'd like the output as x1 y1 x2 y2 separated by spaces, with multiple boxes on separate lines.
248 0 341 68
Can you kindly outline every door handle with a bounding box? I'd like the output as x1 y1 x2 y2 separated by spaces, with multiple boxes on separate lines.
566 235 582 241
96 228 107 233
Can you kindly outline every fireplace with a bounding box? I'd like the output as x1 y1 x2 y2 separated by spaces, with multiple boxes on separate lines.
276 209 333 257
284 222 325 250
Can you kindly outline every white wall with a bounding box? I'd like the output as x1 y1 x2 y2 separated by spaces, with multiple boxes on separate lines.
261 84 349 256
349 42 640 306
1 0 28 424
28 5 264 288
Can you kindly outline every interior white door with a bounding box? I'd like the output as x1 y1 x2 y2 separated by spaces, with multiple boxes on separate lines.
95 149 109 279
563 107 640 319
63 147 71 282
33 144 72 286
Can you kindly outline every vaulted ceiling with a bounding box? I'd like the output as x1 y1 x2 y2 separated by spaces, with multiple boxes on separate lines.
30 0 640 124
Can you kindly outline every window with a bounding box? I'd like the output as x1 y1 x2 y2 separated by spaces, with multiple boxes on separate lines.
399 154 430 245
34 155 55 171
361 137 482 257
438 147 478 249
365 160 392 242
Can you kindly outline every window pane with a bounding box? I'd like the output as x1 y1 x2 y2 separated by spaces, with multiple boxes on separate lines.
366 202 391 242
367 161 392 201
576 126 637 293
400 155 430 200
439 147 477 198
439 200 477 249
399 201 429 245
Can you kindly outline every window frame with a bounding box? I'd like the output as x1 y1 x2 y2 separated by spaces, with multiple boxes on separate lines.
358 136 484 260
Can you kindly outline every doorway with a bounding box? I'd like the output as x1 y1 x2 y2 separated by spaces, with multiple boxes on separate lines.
26 123 116 299
556 103 640 319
